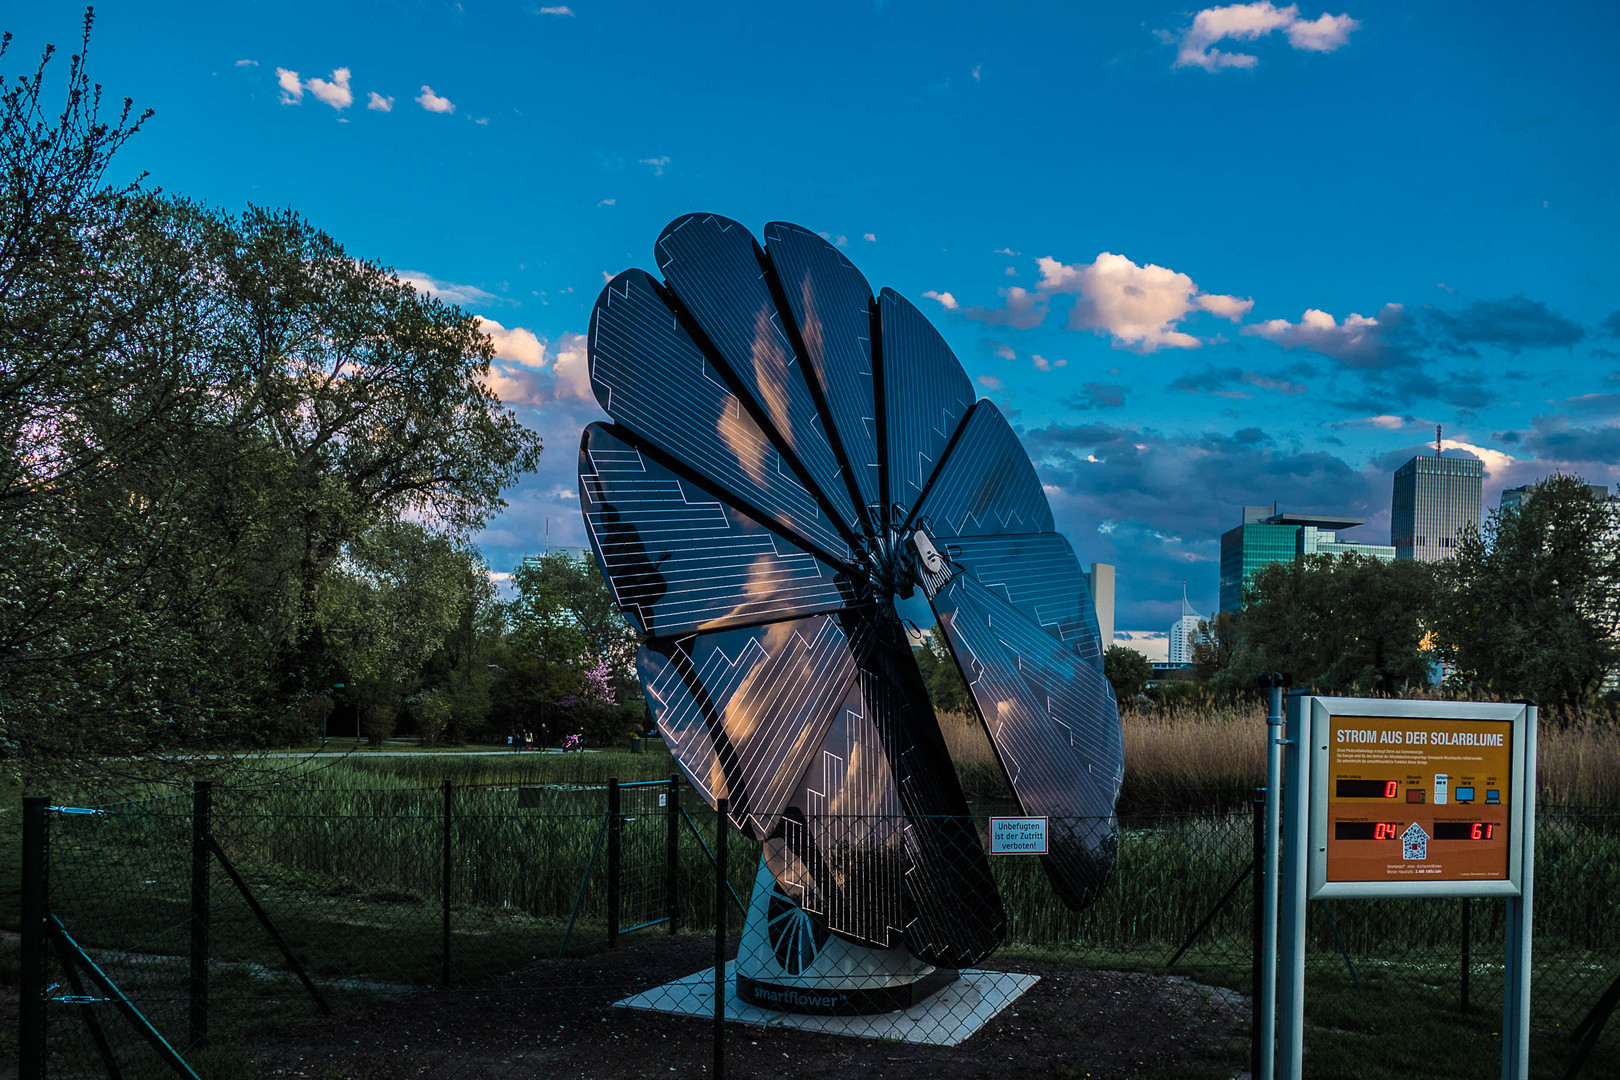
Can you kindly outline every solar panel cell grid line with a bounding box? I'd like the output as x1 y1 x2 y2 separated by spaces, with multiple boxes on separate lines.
579 426 854 638
590 269 855 564
877 287 977 529
909 401 1055 538
762 222 882 534
655 214 864 542
640 616 859 838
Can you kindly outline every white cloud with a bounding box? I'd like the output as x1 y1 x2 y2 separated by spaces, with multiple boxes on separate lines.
1171 2 1359 72
474 117 490 125
1243 304 1403 368
1032 354 1068 371
552 332 592 400
977 374 1004 391
416 85 455 114
306 67 352 110
1443 439 1516 479
991 342 1016 361
971 63 982 81
834 235 849 247
598 198 616 206
1286 10 1360 50
994 247 1021 256
639 155 671 176
922 290 959 311
1115 630 1168 663
235 59 259 68
478 317 547 368
1035 252 1252 351
537 5 576 14
862 233 876 243
399 270 498 308
275 68 303 104
367 91 394 112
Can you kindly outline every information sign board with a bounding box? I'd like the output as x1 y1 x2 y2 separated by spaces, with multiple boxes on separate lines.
1323 713 1513 887
989 817 1048 855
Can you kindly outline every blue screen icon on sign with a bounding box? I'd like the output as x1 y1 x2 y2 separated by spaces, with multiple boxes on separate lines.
1486 789 1501 804
1455 786 1475 803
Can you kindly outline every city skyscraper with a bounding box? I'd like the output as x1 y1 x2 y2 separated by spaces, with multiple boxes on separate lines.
1167 582 1201 666
1391 454 1483 562
1086 563 1115 649
1218 507 1384 612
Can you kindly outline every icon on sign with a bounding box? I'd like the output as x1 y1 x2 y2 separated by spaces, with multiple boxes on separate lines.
1406 789 1426 804
1401 822 1430 861
1434 773 1449 806
1485 789 1501 804
1455 786 1475 804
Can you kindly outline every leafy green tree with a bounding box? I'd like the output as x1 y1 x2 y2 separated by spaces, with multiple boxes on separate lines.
915 625 971 713
1433 474 1620 714
0 21 541 776
1227 553 1438 696
1189 610 1240 693
1103 643 1153 703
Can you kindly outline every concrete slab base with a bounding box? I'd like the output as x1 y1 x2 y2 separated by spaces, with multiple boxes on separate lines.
613 961 1039 1046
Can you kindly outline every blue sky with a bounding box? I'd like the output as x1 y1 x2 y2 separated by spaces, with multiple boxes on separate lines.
12 1 1618 642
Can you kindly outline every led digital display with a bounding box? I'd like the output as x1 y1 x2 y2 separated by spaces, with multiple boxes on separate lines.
1334 822 1401 840
1325 713 1514 885
1336 779 1399 798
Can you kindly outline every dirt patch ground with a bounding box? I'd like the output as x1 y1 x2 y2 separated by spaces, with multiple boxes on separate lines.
251 937 1251 1080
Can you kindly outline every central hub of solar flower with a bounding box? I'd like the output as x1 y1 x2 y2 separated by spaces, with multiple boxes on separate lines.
577 213 1125 968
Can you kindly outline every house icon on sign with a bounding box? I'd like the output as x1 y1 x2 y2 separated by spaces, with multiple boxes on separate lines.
1402 822 1429 861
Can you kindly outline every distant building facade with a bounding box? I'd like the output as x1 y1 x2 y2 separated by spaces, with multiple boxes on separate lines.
1391 454 1482 562
1086 563 1115 649
1499 482 1611 513
1167 584 1202 665
1219 507 1383 612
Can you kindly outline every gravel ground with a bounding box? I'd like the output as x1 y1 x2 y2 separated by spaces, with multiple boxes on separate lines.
250 937 1251 1080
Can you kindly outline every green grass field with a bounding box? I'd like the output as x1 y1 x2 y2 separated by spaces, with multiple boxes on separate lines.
15 745 1620 1078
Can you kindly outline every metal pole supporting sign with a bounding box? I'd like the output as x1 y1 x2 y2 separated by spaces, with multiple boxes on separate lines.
1267 696 1536 1080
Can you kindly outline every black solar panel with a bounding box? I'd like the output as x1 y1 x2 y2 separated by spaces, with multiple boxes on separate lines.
579 216 1122 965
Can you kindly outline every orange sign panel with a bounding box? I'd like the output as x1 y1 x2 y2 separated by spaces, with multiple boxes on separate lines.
1325 714 1513 883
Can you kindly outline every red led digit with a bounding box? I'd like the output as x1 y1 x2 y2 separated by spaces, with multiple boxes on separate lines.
1471 822 1482 840
1484 823 1494 839
1384 780 1398 798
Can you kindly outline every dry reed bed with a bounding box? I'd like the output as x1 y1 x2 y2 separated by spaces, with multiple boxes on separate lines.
943 704 1620 810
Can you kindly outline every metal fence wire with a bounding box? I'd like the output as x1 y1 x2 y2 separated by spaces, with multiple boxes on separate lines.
17 785 1620 1079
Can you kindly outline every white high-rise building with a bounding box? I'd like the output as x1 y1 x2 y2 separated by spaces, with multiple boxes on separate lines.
1167 582 1202 666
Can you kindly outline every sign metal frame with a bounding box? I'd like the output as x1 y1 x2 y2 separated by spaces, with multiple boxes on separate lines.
1270 694 1536 1080
1306 698 1529 900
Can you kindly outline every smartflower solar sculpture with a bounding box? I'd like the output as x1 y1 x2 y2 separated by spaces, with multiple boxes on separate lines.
579 214 1123 1015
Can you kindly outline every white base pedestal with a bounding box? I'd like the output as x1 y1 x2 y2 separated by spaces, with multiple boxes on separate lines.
612 962 1038 1047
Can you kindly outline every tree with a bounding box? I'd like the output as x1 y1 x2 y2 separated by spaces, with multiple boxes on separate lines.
1103 644 1153 703
1227 554 1438 696
1190 610 1239 692
1433 474 1620 714
0 20 542 776
915 625 971 714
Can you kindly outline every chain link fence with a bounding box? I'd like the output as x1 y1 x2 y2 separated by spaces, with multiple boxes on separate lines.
18 785 1619 1078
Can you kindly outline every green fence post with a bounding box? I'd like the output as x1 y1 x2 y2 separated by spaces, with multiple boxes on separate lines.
442 778 453 989
20 796 48 1080
667 773 680 935
714 797 727 1080
607 777 621 945
190 780 212 1047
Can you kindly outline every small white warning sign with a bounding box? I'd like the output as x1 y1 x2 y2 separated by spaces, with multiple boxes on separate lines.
1401 822 1429 861
990 817 1048 855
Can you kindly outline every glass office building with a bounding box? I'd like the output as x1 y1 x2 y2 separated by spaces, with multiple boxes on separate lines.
1391 455 1483 562
1218 507 1376 612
